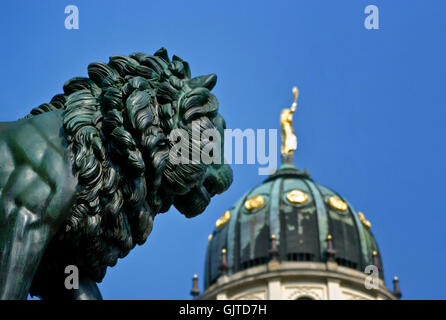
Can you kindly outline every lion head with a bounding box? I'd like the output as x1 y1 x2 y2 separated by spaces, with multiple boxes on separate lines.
28 48 233 282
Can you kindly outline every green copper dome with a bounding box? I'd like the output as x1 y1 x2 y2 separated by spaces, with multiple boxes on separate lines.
204 163 384 289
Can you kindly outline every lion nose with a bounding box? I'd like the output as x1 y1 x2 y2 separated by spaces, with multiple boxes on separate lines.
203 175 219 197
203 164 233 196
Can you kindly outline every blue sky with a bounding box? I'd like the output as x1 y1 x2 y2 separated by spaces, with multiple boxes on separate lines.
1 0 445 299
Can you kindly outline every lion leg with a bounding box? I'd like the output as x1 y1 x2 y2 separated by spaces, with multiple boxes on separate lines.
0 204 52 300
0 113 77 300
0 161 64 300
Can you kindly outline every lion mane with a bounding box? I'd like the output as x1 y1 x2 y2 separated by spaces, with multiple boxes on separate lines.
27 48 228 295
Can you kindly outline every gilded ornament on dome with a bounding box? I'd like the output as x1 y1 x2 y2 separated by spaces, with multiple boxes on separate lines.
358 212 372 229
244 195 265 211
286 189 309 204
328 195 348 211
216 210 231 228
280 86 299 155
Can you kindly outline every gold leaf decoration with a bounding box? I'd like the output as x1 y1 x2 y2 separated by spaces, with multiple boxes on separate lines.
328 196 348 211
286 189 308 204
244 195 265 211
358 212 372 229
216 210 231 228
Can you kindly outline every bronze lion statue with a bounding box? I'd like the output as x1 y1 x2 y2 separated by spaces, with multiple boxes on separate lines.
0 48 233 300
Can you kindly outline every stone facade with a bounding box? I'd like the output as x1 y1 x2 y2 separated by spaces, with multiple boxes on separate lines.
200 261 396 300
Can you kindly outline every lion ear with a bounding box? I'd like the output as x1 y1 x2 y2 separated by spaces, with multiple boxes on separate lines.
188 73 217 91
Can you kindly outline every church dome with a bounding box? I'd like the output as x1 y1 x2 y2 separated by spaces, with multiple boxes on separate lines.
194 86 400 300
204 163 384 290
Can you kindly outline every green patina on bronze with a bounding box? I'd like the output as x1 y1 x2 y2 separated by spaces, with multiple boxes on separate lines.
205 164 385 289
0 48 233 300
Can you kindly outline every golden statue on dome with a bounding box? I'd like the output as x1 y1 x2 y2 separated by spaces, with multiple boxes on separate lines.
280 86 299 162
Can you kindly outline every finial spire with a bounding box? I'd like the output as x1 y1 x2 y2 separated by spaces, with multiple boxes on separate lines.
218 248 229 275
280 86 299 164
190 274 200 299
393 276 402 299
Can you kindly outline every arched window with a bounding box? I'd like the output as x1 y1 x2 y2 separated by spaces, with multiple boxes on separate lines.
296 296 314 300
